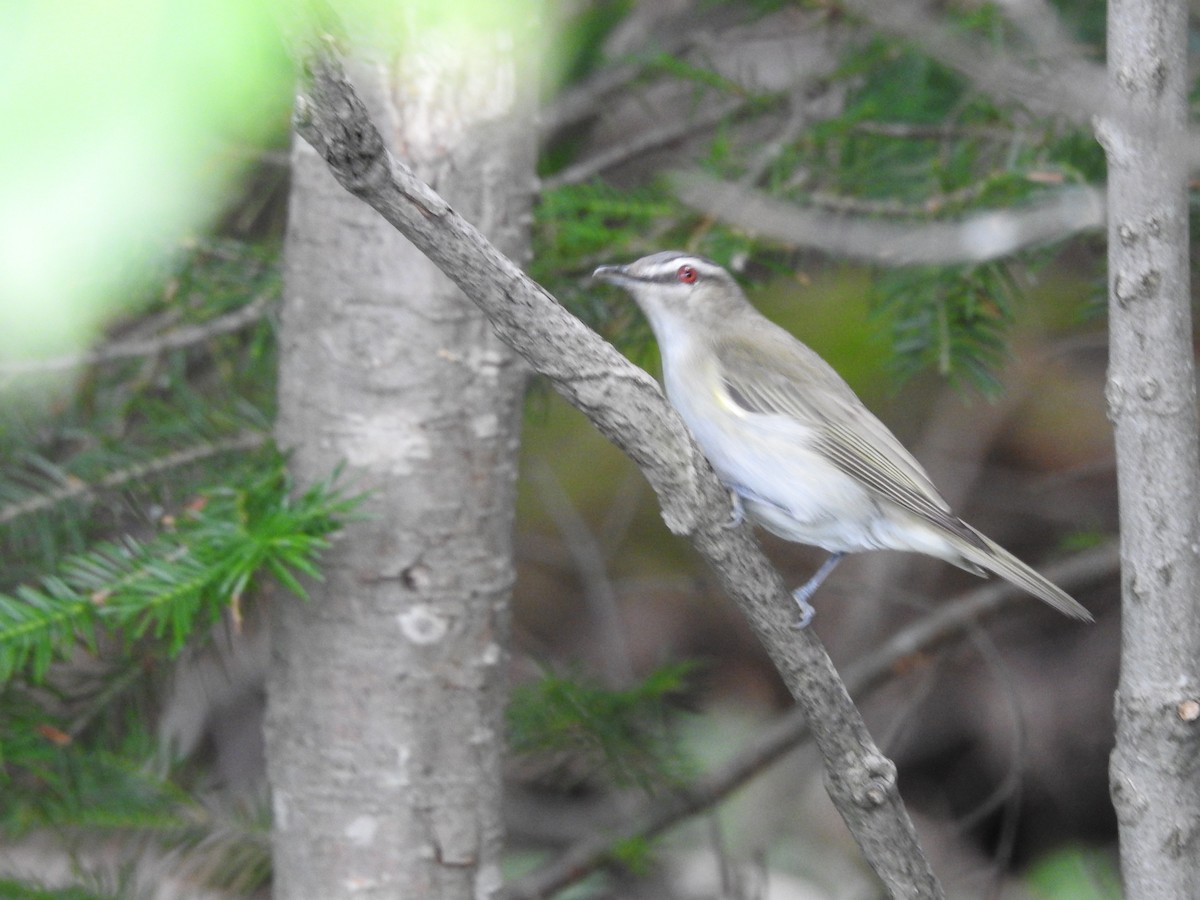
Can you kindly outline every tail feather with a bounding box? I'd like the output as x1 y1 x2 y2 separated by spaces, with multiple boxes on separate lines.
957 536 1093 622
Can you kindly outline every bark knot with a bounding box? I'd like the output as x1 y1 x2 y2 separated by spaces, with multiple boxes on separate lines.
854 753 897 808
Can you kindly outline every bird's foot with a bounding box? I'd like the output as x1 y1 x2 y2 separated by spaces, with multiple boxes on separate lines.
788 552 845 630
723 487 747 529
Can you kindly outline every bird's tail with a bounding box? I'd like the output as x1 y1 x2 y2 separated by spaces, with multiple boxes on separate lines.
957 535 1093 621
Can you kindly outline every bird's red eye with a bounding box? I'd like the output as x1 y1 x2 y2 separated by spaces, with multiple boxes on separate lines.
677 265 698 284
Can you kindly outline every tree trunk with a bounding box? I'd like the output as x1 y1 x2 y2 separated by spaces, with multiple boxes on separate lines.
266 15 535 899
1100 1 1200 895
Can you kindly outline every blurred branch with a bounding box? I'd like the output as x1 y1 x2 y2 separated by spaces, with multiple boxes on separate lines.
0 292 275 377
850 121 1029 143
539 30 704 138
0 431 268 526
944 624 1027 899
671 171 1106 265
503 538 1117 899
807 177 1025 218
291 37 944 897
739 87 816 188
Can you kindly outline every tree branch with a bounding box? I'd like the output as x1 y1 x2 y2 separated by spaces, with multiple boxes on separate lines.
1100 0 1200 893
291 40 944 897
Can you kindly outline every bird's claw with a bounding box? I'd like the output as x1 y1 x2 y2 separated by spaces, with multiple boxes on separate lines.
790 592 816 630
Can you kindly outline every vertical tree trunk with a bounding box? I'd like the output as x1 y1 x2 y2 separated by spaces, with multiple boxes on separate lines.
1101 1 1200 895
266 13 535 899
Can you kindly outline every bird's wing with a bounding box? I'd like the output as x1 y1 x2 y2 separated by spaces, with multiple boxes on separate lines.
714 333 987 550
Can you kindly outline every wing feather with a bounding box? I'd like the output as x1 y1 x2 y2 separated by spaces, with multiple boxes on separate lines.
715 332 986 549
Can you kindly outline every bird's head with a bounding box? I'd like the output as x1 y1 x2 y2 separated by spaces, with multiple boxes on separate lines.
592 251 750 332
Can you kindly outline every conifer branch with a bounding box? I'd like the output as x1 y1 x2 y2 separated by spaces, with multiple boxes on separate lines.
0 462 352 682
0 431 268 527
0 293 275 378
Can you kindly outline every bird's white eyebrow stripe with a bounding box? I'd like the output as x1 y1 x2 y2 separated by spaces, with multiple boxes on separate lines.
638 257 724 282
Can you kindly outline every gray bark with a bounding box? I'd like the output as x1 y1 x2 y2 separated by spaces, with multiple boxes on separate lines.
292 48 944 898
1099 1 1200 895
266 21 535 900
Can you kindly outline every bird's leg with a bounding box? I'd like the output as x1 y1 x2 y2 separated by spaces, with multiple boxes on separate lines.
723 482 790 529
791 552 844 629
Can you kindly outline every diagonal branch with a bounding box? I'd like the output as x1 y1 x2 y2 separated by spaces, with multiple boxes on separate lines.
291 38 945 897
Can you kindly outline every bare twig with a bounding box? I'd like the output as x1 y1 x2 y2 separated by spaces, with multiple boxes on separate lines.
0 431 268 526
293 43 944 897
671 170 1106 265
850 121 1029 143
502 539 1117 899
0 293 276 377
739 88 815 188
806 175 1043 219
530 459 634 686
539 30 706 138
541 93 750 192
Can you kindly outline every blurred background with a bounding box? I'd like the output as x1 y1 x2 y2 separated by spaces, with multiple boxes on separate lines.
0 0 1152 897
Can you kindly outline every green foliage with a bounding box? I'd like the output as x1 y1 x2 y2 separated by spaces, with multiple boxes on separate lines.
870 262 1018 396
0 881 121 900
0 460 351 683
532 181 681 358
759 24 1103 392
609 834 655 875
2 718 187 835
0 715 271 892
508 661 698 792
533 182 679 285
1024 846 1122 899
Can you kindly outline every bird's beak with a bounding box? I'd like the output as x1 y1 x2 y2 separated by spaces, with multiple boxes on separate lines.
592 264 631 285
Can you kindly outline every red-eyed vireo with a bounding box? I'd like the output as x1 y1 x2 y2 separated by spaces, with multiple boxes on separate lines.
593 251 1092 628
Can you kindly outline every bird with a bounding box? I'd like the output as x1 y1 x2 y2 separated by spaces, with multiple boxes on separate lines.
592 250 1092 628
